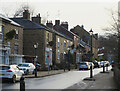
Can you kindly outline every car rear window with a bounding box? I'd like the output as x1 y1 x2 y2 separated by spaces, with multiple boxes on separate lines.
18 64 29 67
0 66 10 70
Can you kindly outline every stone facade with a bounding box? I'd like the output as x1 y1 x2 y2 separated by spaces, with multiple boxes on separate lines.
70 25 98 60
3 23 23 55
1 15 23 64
92 34 98 58
55 35 73 63
23 29 46 65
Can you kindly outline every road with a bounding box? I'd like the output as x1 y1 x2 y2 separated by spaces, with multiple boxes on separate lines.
1 66 111 90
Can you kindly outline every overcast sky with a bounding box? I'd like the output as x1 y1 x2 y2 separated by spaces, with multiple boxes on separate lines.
0 0 119 35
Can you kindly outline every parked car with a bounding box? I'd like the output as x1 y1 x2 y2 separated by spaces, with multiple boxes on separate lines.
18 63 35 75
0 64 24 83
105 61 110 66
88 62 94 69
79 62 90 70
92 61 101 68
100 61 106 67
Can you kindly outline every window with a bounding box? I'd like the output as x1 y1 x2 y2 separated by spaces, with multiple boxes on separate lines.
57 38 60 48
46 33 49 44
0 26 2 40
15 29 18 40
64 40 66 48
0 26 2 33
57 50 60 59
0 26 4 41
14 45 18 54
71 42 73 46
67 40 69 48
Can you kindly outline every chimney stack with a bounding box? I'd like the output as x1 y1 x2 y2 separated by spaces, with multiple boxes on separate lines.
46 20 53 29
55 20 60 25
32 13 41 25
61 22 68 30
23 9 30 20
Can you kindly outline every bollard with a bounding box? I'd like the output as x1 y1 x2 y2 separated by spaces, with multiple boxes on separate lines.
35 68 37 77
106 64 108 71
103 64 105 73
20 76 25 91
64 68 65 72
90 65 93 78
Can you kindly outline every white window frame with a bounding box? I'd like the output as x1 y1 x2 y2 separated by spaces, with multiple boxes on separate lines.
57 38 60 48
57 50 60 59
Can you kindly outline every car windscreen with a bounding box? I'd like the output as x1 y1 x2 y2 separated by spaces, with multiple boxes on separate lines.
88 63 91 65
18 64 29 67
0 66 10 70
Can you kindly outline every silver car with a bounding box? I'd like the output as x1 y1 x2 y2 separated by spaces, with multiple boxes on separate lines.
0 64 24 83
18 63 35 75
79 62 90 70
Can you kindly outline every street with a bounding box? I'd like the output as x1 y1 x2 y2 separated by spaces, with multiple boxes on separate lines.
1 66 112 90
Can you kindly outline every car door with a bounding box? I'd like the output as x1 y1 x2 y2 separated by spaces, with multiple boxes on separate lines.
29 64 32 73
30 64 34 72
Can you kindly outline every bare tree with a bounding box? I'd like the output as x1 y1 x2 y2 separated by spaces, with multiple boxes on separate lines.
13 4 34 18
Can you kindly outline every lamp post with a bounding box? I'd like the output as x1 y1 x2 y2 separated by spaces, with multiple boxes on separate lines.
34 43 39 78
89 29 93 78
67 47 70 71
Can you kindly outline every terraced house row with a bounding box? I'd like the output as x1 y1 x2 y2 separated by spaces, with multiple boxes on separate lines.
0 10 98 68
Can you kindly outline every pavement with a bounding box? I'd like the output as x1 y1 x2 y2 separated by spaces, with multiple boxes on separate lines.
66 70 119 90
24 69 74 78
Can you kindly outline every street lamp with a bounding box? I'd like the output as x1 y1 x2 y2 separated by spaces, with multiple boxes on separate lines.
34 42 39 77
89 29 93 56
89 29 93 78
67 47 70 71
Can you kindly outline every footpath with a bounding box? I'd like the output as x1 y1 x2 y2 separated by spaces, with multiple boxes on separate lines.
66 70 119 91
24 69 72 78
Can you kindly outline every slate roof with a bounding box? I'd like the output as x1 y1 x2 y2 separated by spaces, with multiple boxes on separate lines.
53 25 74 41
11 18 73 41
0 14 21 27
10 18 46 30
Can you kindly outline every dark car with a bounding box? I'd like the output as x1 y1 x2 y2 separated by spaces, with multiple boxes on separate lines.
36 63 41 71
92 61 101 68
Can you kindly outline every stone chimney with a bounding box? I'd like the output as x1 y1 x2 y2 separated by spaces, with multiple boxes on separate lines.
55 20 60 25
23 10 30 20
32 13 41 25
81 25 84 29
61 22 68 30
94 33 98 39
46 20 53 29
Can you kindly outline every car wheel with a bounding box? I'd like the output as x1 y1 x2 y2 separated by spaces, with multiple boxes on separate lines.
12 75 16 83
26 69 29 75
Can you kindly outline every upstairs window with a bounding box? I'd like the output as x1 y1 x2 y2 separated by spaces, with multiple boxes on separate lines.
57 38 60 48
15 29 18 40
14 45 18 54
46 33 49 44
67 40 69 48
64 40 66 48
57 50 60 59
